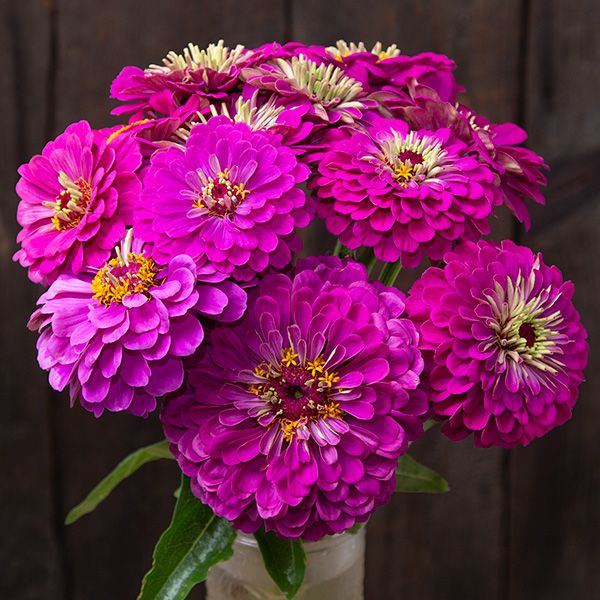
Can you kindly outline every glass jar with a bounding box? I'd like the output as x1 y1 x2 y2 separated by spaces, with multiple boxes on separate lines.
206 527 366 599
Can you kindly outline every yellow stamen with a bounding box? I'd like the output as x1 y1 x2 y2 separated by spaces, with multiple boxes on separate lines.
306 356 326 376
91 253 158 306
107 119 150 144
318 370 340 388
281 347 299 367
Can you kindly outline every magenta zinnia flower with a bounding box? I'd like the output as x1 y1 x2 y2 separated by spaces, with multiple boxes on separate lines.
14 121 142 284
398 85 548 228
162 258 427 540
111 40 251 117
241 54 368 124
457 106 548 228
313 117 498 267
326 42 460 103
406 240 588 448
28 233 247 417
135 115 312 282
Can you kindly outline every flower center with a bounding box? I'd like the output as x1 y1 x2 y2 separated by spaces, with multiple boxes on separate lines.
326 40 401 62
45 172 92 231
482 272 567 375
193 168 249 217
372 131 447 188
274 55 363 107
518 322 537 348
148 40 246 75
91 252 158 306
249 348 344 442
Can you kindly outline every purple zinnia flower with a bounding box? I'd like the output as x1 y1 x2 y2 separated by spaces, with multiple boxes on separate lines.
406 240 588 448
111 40 251 117
162 257 427 540
312 117 498 267
28 233 247 417
135 115 312 282
14 121 142 284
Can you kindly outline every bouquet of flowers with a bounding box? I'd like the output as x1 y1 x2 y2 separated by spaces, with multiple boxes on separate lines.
15 39 588 599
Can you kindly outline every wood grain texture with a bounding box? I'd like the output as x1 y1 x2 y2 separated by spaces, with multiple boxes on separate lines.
0 1 64 599
510 1 600 592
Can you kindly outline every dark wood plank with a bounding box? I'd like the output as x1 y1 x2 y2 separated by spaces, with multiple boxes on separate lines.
51 2 286 599
0 1 65 599
292 2 522 598
510 3 600 597
511 4 600 582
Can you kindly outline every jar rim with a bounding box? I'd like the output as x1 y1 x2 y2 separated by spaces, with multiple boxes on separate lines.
235 526 366 553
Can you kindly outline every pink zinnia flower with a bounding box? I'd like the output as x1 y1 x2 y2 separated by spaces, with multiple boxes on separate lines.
135 115 312 282
406 240 588 448
162 258 427 540
312 117 498 267
28 233 247 417
111 40 251 117
14 121 142 285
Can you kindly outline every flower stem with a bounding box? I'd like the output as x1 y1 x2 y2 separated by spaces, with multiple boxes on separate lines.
379 261 402 286
333 240 343 257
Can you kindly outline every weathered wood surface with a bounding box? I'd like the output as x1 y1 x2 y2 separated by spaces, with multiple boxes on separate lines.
0 1 597 599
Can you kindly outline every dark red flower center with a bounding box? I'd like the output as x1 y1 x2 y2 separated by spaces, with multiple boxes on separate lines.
398 150 424 164
249 348 344 441
518 323 537 348
195 168 249 217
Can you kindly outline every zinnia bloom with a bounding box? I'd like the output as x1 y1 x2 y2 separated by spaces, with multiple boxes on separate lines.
241 54 368 124
398 85 548 228
313 117 498 267
326 41 460 103
14 121 142 284
162 257 427 540
111 40 251 117
406 240 588 448
135 115 312 282
28 233 246 417
457 106 548 228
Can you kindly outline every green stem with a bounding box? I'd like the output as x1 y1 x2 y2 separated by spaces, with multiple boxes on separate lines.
333 240 343 257
424 418 439 432
366 253 378 277
379 261 402 286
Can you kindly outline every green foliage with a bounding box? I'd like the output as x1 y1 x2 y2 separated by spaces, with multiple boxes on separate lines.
254 528 306 599
396 454 450 493
66 440 173 525
138 476 235 600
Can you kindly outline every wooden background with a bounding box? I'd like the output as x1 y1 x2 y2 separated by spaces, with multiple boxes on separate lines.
1 1 598 598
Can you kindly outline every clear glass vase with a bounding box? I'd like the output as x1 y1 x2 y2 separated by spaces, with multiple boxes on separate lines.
206 527 366 599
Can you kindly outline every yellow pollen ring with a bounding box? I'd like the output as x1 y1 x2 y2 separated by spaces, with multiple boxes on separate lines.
91 253 158 306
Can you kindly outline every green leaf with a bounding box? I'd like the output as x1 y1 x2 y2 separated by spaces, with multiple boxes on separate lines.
66 440 174 525
138 476 235 600
423 418 438 432
254 528 306 599
395 454 450 493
